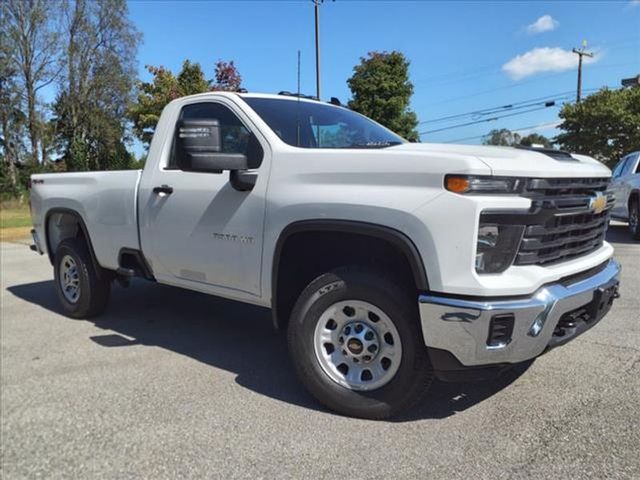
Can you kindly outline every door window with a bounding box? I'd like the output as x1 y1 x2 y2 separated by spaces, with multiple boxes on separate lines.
621 156 636 176
612 157 628 178
168 102 252 170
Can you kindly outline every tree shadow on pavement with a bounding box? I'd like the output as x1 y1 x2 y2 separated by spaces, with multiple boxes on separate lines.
8 279 530 422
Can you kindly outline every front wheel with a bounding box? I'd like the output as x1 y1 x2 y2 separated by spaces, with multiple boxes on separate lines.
629 198 640 240
54 238 111 318
287 267 434 419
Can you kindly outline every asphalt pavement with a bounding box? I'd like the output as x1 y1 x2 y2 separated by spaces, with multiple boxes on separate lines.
1 223 639 479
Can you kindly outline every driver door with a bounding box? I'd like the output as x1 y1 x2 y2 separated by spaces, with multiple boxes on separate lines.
139 99 269 299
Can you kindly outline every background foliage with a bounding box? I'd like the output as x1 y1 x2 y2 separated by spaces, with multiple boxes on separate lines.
347 51 419 141
482 129 552 148
128 60 242 148
555 87 640 168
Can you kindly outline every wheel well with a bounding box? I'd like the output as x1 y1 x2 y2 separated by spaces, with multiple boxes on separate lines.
46 211 85 261
629 190 639 208
45 209 103 278
272 227 427 329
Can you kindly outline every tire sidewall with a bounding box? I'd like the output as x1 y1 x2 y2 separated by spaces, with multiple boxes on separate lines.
288 269 431 418
630 200 640 239
54 240 97 318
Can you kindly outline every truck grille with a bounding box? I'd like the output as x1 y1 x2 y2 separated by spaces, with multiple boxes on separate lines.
515 177 613 266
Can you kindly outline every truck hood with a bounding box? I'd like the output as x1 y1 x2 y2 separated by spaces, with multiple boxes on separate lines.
391 143 611 178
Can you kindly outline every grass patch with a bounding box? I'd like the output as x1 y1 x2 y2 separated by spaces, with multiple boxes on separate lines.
1 200 31 242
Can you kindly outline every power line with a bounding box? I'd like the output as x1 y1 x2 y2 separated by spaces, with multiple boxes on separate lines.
422 83 618 141
417 85 607 136
443 121 562 144
419 104 560 136
418 91 574 126
418 63 634 108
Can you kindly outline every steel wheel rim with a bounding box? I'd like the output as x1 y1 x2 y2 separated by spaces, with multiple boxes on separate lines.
59 255 81 303
313 300 403 391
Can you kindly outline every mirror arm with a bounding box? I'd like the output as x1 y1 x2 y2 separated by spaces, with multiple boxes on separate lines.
230 170 257 192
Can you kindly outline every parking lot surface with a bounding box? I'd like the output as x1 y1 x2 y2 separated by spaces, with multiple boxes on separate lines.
1 224 639 479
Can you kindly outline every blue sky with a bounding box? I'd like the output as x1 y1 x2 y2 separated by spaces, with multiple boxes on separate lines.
127 0 639 147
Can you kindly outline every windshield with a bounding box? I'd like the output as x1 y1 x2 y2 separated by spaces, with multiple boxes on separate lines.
242 97 405 149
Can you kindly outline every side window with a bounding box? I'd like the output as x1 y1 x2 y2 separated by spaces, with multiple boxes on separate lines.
621 156 636 176
612 157 628 178
168 102 252 170
635 156 640 174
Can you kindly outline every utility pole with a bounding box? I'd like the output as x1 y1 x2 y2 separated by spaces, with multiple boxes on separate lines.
313 0 322 100
572 41 593 103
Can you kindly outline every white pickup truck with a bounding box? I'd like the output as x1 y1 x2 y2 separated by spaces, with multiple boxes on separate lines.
29 92 620 419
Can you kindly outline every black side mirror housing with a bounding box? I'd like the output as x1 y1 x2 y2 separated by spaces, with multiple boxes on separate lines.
176 118 259 191
176 119 249 173
191 152 249 173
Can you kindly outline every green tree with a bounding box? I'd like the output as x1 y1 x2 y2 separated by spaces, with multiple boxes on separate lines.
520 133 552 148
130 61 210 148
555 87 640 167
130 59 242 148
1 0 61 165
129 65 180 147
54 0 140 171
0 44 27 195
177 60 210 97
347 51 419 141
482 128 521 146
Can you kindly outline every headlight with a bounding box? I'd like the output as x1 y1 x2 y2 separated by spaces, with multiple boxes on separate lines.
475 223 524 274
445 175 523 194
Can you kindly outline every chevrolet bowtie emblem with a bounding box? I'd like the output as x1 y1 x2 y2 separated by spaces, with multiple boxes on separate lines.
589 192 607 215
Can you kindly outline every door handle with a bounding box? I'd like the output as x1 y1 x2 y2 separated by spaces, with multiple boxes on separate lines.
153 185 173 195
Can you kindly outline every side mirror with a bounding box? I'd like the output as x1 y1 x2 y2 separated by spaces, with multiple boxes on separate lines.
176 119 249 173
176 118 258 192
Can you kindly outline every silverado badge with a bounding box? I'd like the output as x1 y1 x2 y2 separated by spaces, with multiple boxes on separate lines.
589 192 607 215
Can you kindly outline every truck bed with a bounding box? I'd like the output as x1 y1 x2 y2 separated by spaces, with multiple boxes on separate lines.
30 170 142 270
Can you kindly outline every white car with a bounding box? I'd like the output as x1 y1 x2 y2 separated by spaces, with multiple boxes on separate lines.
610 151 640 239
29 92 620 419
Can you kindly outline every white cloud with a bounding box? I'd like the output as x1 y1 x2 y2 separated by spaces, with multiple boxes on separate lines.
630 0 640 6
502 47 601 80
526 15 559 34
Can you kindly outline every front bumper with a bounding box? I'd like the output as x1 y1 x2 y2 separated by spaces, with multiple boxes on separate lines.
419 259 620 367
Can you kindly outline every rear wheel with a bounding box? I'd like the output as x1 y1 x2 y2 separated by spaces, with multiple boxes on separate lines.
54 238 111 318
287 267 433 419
629 198 640 240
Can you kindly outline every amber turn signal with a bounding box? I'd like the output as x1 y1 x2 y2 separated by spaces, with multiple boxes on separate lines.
445 176 470 193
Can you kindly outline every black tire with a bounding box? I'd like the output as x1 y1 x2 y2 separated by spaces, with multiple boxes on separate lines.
287 267 434 419
629 198 640 240
53 238 111 318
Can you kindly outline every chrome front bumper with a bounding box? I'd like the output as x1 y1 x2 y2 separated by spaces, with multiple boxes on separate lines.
418 259 620 367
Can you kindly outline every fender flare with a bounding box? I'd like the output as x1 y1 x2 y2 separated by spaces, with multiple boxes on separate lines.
44 207 104 278
271 219 430 327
